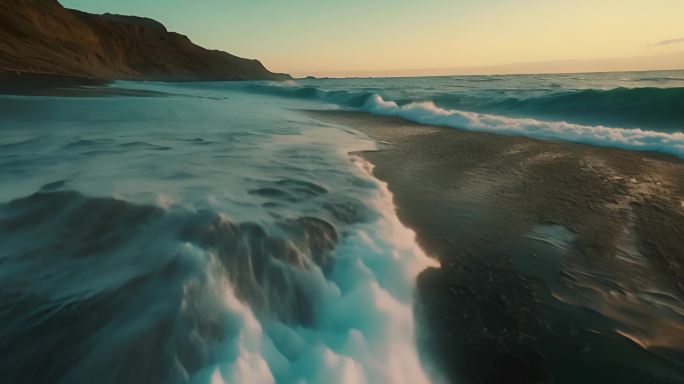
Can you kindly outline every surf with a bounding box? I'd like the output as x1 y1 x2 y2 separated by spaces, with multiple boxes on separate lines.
0 85 438 383
242 76 684 159
440 87 684 130
362 95 684 159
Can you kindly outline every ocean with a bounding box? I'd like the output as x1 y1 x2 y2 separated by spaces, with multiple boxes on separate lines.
1 70 683 383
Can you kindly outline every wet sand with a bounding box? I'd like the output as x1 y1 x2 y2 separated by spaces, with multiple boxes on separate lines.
308 110 684 384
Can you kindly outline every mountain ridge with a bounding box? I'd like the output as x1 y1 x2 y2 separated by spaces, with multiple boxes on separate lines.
0 0 290 81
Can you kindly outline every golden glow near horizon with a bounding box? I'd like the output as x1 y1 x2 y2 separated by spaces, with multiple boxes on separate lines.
63 0 684 77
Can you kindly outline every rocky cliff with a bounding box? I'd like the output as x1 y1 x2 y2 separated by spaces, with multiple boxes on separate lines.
0 0 290 81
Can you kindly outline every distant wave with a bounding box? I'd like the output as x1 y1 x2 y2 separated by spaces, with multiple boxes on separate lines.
245 81 375 108
362 95 684 159
247 82 684 159
442 87 684 130
631 77 684 82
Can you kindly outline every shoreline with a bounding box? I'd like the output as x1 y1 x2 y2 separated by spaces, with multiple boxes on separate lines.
0 72 111 96
308 110 684 384
0 72 297 97
0 72 171 97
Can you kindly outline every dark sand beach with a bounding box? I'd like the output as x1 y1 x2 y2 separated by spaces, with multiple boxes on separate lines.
309 110 684 384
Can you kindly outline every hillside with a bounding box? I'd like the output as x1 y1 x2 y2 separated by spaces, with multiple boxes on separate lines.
0 0 290 81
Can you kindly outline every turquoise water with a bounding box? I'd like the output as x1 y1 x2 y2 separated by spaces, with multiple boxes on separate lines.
296 70 684 131
0 83 435 383
0 70 683 383
244 70 684 158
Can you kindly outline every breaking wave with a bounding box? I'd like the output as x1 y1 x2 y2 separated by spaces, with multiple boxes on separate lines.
0 87 439 384
247 81 684 159
244 81 375 108
436 87 684 130
0 162 437 383
362 95 684 159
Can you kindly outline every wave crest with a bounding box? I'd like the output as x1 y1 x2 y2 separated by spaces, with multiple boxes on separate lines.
362 94 684 158
451 87 684 129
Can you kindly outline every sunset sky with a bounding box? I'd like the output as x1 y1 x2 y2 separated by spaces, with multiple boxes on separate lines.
61 0 684 77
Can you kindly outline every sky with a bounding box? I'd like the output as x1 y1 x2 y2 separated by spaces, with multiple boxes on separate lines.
61 0 684 78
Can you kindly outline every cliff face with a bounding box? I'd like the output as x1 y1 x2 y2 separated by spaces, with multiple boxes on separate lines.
0 0 290 81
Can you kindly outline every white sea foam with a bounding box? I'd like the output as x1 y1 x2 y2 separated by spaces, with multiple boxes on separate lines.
0 83 444 383
195 157 439 384
362 95 684 159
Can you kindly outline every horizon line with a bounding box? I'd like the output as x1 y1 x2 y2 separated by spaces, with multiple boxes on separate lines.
287 50 684 79
293 67 684 80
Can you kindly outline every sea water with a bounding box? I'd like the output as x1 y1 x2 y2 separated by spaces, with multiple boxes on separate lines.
1 70 683 383
243 70 684 158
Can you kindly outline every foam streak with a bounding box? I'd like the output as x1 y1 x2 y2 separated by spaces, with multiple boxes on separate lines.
362 95 684 159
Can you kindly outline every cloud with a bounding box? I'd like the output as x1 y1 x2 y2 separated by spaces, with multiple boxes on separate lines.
651 37 684 46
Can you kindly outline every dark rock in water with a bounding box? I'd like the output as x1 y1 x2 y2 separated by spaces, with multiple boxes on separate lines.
0 0 290 81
